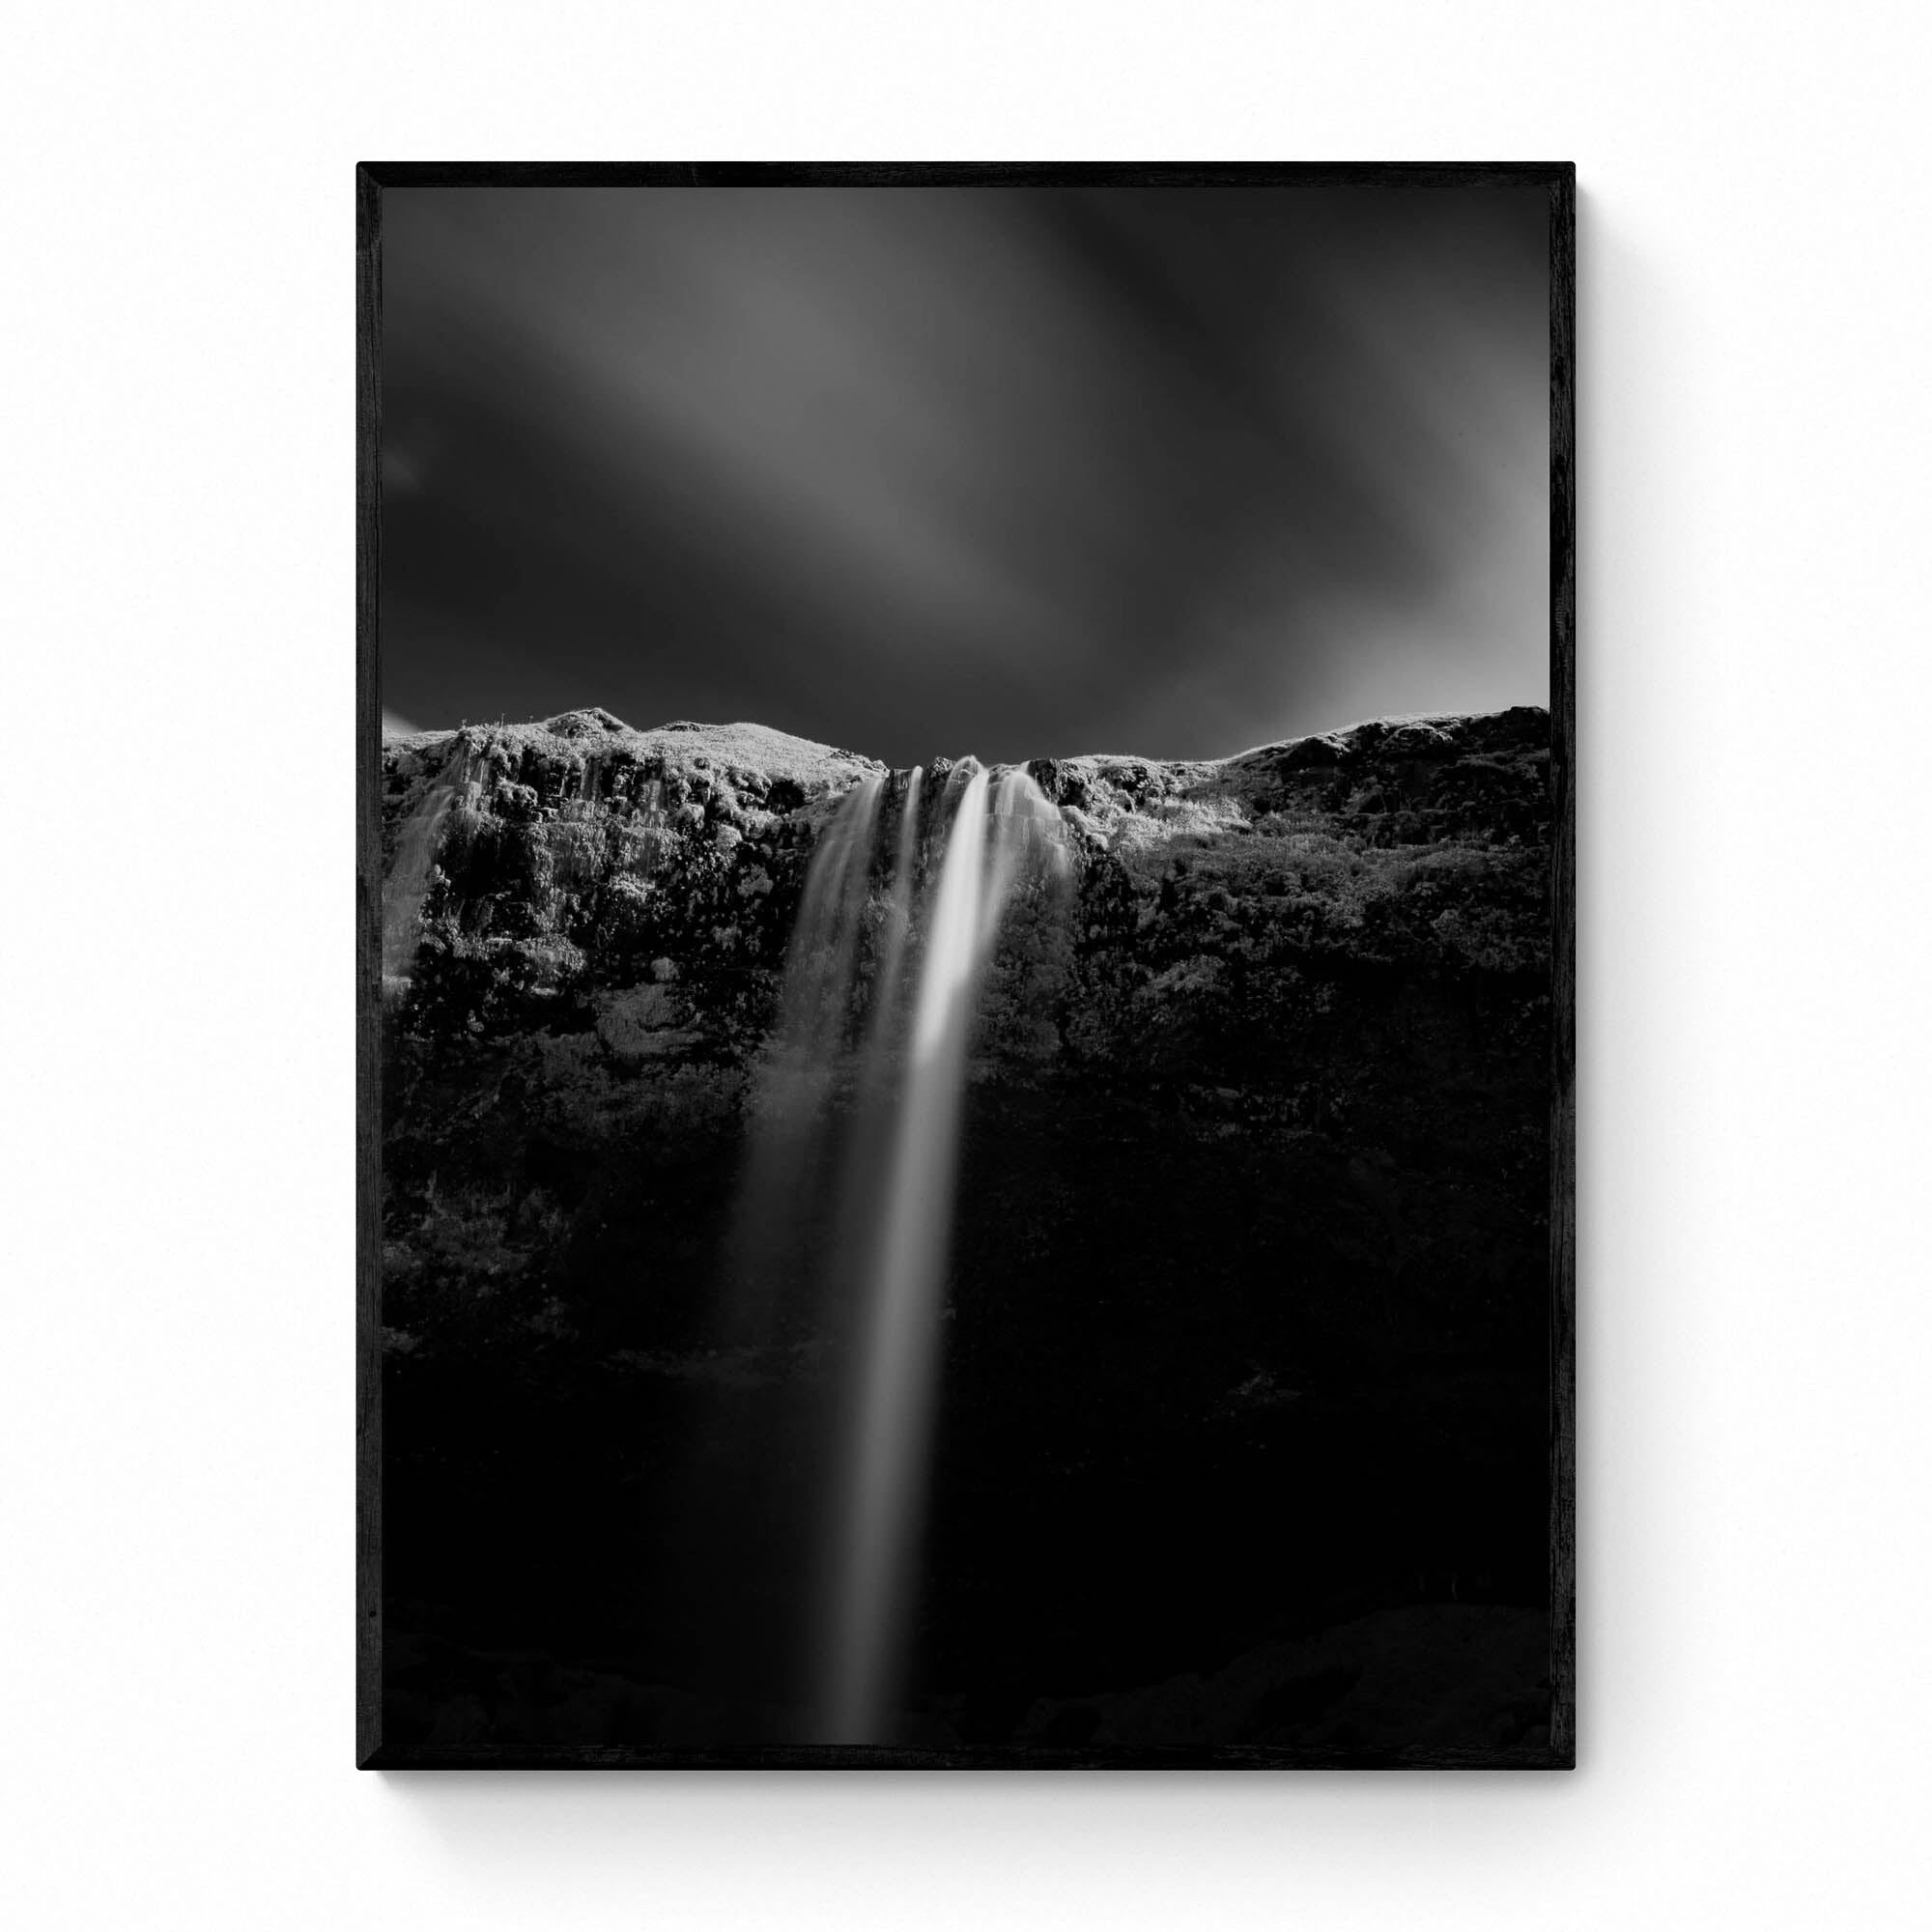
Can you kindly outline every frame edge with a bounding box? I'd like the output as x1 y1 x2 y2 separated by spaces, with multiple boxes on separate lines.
1547 161 1578 1770
355 162 384 1770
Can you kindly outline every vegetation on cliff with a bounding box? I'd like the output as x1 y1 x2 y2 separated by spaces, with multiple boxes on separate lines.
377 703 1553 1753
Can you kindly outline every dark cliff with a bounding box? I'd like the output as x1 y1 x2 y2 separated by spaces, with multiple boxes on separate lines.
377 703 1554 1757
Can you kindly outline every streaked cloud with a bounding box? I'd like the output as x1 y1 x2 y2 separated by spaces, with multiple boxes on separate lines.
380 185 1548 763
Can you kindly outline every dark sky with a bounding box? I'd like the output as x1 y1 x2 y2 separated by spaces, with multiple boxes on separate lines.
380 184 1548 765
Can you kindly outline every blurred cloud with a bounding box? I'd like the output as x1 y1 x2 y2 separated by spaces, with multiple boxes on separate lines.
379 185 1548 763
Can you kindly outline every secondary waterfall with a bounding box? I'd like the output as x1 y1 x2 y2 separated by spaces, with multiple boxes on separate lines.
865 764 925 1065
381 746 468 1000
665 773 889 1719
720 773 884 1356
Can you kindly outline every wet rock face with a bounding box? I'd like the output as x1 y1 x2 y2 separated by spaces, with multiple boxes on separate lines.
383 703 1549 1073
378 706 1554 1747
382 714 884 1067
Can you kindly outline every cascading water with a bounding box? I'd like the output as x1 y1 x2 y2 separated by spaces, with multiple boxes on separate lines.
696 755 1065 1740
814 765 929 1361
864 764 925 1063
816 762 1067 1743
723 772 884 1345
381 746 469 1000
769 772 885 1080
669 773 887 1725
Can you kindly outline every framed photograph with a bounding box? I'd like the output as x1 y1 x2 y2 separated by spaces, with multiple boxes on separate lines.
358 162 1575 1768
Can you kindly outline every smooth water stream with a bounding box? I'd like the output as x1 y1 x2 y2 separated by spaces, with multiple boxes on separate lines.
814 763 1066 1741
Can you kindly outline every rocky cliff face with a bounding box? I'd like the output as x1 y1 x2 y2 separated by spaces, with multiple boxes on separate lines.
378 703 1553 1757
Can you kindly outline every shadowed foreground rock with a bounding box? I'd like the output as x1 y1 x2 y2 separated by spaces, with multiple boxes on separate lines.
377 703 1553 1756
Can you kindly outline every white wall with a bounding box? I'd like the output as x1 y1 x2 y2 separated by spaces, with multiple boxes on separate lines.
4 4 1929 1924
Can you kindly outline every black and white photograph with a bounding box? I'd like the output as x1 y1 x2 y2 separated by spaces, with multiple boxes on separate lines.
17 0 1932 1920
361 165 1573 1766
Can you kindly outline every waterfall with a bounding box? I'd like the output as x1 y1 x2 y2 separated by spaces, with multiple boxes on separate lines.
772 771 885 1075
820 764 927 1375
671 773 886 1723
865 765 925 1060
723 772 884 1346
697 756 1065 1740
817 763 1067 1743
380 745 468 1000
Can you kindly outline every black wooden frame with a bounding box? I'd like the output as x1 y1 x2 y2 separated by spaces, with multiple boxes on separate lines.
356 159 1577 1769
